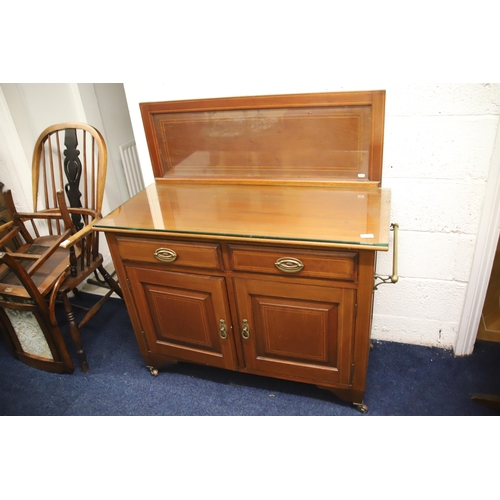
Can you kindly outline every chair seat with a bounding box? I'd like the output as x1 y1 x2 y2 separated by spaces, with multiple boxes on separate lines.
0 235 71 298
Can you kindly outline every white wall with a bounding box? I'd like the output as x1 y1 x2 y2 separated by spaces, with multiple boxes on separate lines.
92 83 136 203
124 83 500 351
375 84 500 349
0 87 32 213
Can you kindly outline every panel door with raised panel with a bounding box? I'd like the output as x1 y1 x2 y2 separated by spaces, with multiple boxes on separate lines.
234 278 356 386
126 266 237 370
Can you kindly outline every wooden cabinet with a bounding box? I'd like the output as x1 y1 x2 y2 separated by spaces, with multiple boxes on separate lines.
114 235 236 370
96 90 395 412
233 276 355 384
125 266 237 370
109 233 366 392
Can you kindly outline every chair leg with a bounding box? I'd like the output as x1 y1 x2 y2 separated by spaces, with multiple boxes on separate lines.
98 265 123 299
61 293 89 372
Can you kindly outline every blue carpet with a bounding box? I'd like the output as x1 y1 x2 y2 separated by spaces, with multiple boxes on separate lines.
1 293 499 416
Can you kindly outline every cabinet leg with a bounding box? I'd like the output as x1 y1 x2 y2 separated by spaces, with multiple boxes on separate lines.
353 402 369 414
317 385 367 412
147 365 159 377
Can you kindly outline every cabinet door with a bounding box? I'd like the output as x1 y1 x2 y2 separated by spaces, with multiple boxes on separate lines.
234 278 356 385
126 267 237 370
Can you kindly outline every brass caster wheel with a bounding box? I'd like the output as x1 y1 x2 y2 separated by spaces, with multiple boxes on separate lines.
354 403 369 414
369 342 374 351
147 366 159 377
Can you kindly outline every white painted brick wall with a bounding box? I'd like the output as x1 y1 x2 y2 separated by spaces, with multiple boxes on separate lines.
384 83 500 117
383 116 498 181
372 83 500 349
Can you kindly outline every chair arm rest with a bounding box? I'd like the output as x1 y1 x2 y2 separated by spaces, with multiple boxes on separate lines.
15 210 65 220
0 221 14 231
59 219 100 249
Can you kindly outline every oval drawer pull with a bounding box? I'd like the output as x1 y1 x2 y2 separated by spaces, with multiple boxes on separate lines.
154 248 178 263
275 257 304 273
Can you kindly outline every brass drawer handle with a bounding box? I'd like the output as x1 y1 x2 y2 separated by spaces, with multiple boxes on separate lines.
275 257 304 273
154 248 178 263
241 319 250 339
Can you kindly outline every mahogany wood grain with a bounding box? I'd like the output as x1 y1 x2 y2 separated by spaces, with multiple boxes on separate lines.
233 277 355 385
115 236 224 270
140 91 385 184
125 266 238 370
228 244 358 281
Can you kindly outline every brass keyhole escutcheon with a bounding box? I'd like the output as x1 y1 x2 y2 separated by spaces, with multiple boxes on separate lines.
241 319 250 339
219 319 228 339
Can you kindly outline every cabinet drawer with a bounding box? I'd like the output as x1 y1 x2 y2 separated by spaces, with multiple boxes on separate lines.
228 245 358 281
115 237 224 270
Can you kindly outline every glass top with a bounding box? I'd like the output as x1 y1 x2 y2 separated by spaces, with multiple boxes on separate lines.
96 182 391 250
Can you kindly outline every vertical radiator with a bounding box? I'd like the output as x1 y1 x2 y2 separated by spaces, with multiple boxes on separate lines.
119 140 145 197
